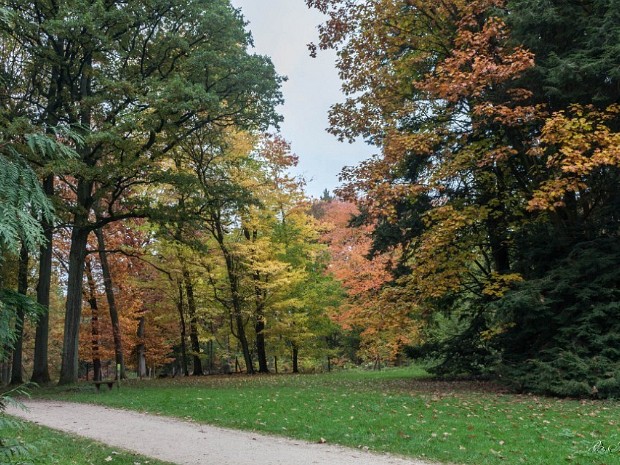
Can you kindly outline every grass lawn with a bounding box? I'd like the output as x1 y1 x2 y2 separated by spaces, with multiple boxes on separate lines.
1 418 173 465
35 367 619 465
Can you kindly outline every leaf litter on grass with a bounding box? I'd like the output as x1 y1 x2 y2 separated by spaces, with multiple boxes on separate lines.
37 368 620 465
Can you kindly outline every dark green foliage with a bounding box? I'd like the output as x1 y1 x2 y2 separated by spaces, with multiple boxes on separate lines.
0 132 77 255
406 298 502 380
0 291 44 359
426 321 499 379
507 0 620 109
494 238 620 398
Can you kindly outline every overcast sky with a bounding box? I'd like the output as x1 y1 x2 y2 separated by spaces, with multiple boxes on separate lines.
230 0 375 198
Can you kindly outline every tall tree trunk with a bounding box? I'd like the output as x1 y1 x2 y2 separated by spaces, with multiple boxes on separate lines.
246 227 269 374
136 314 147 378
255 314 268 373
177 281 189 376
95 227 125 379
221 246 254 374
252 267 268 374
214 219 254 374
207 339 214 374
33 49 61 383
292 345 299 374
10 244 28 385
58 222 91 385
485 184 511 275
183 269 203 376
235 312 254 374
32 175 54 384
85 258 101 382
228 264 254 375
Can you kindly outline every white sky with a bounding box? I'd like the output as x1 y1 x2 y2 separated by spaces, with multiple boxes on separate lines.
230 0 375 198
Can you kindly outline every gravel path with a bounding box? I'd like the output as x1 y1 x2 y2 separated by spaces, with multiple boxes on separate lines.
7 400 438 465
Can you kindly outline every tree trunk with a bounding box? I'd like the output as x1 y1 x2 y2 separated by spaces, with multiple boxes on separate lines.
177 281 189 376
95 227 125 379
33 49 61 383
214 219 254 374
0 361 9 385
235 313 254 374
85 258 102 382
32 175 54 385
256 315 269 373
183 269 203 376
208 339 214 374
292 345 299 374
229 266 254 375
10 244 28 385
136 315 147 378
223 250 254 374
248 237 268 374
486 186 511 275
58 222 91 385
489 227 511 275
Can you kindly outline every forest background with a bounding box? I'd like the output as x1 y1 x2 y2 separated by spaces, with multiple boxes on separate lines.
0 0 619 399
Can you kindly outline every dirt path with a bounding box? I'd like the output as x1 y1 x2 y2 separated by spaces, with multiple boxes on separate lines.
7 400 438 465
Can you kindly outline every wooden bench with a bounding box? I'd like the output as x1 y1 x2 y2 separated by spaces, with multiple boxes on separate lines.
92 379 119 392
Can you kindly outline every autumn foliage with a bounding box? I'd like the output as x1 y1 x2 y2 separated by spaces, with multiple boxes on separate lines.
309 0 620 395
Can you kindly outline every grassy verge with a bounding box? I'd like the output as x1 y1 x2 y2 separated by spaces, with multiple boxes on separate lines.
37 367 619 465
1 418 173 465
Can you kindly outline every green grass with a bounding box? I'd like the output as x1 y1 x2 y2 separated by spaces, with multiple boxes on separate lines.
1 418 173 465
36 367 620 465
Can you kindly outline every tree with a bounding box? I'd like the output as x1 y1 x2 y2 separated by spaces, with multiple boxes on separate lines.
118 238 179 378
156 129 342 375
319 200 413 366
94 226 126 379
31 175 55 384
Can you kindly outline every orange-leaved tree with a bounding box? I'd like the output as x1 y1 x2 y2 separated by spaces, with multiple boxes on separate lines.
319 199 416 366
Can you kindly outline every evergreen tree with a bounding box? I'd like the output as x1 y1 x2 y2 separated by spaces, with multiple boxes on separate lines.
507 0 620 109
